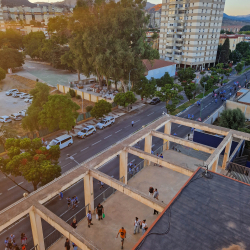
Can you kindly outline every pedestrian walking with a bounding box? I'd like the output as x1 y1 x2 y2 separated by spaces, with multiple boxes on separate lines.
99 181 104 189
191 114 194 120
59 192 63 200
21 233 27 246
71 196 75 209
96 203 104 220
133 217 141 234
153 189 159 215
188 133 190 140
65 238 70 250
66 197 71 209
129 166 133 177
4 237 8 250
71 218 78 229
87 211 93 228
141 220 148 235
149 186 154 196
21 245 26 250
74 196 79 208
159 154 163 168
131 121 134 127
215 98 217 104
116 227 126 249
72 242 78 250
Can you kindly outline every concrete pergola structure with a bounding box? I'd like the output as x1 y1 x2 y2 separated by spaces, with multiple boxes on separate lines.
0 115 250 250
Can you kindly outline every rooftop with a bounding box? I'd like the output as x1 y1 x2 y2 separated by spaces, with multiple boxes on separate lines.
134 168 250 250
142 59 176 71
238 92 250 105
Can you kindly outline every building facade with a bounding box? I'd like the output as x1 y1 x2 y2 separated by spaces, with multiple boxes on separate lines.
159 0 226 70
221 25 244 33
147 4 162 29
219 34 245 51
0 0 5 31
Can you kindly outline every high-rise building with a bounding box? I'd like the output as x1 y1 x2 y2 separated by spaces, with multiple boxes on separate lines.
159 0 226 70
0 0 5 32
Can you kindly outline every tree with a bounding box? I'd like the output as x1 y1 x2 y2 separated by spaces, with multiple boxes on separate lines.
235 42 250 57
240 25 250 32
0 29 23 49
235 62 243 74
177 68 196 83
0 124 17 149
22 82 50 132
219 108 245 130
23 31 46 59
0 67 6 81
0 48 24 71
155 72 183 113
229 50 242 64
133 77 156 101
114 91 137 110
220 38 230 63
1 138 61 191
39 95 80 133
90 100 112 119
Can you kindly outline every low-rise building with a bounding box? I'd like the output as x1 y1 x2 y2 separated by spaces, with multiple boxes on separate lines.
219 34 245 51
146 31 159 50
142 59 176 79
221 25 244 33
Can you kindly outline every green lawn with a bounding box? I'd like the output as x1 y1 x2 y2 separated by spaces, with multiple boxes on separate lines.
171 98 198 116
239 66 250 75
196 85 219 99
222 79 229 84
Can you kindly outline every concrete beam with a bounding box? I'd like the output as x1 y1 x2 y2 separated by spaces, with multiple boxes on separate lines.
152 130 215 154
170 116 229 136
228 139 244 163
205 132 232 170
125 146 194 176
222 137 232 169
33 203 96 250
89 169 166 212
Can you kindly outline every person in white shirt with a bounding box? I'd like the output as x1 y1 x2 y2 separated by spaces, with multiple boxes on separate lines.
133 217 141 234
141 220 148 235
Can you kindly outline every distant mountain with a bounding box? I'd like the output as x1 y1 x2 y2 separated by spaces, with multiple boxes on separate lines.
145 2 155 10
2 0 36 7
223 13 250 23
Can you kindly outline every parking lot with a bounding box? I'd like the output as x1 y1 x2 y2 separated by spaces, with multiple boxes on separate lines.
0 91 29 117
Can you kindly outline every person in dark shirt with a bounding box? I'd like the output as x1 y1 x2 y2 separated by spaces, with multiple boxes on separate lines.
65 238 70 250
71 218 78 229
96 203 104 220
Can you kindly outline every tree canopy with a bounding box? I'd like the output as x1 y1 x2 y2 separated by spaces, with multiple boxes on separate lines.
0 29 23 49
90 100 112 119
114 91 137 109
0 48 24 71
220 38 230 63
219 108 245 130
0 67 6 81
240 25 250 32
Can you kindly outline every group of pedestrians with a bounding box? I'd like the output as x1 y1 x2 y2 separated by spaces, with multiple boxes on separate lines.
149 187 160 214
65 196 79 210
4 233 27 250
133 217 148 236
128 162 140 177
65 238 77 250
152 153 163 167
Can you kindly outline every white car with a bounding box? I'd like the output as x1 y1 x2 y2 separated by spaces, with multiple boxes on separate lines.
18 109 27 117
10 113 22 121
77 125 96 139
0 116 12 123
96 116 115 129
5 89 19 96
24 97 33 103
20 93 30 99
12 92 22 98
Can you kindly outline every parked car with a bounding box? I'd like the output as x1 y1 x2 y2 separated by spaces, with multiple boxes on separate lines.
0 116 12 123
24 97 33 103
77 125 96 139
47 134 73 150
20 93 30 99
149 97 161 105
18 109 27 117
5 89 18 96
96 116 115 129
12 92 22 98
10 113 23 121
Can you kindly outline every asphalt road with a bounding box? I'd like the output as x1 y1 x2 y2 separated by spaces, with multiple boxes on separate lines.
0 70 249 249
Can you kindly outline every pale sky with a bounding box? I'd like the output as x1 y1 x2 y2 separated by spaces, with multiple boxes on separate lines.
29 0 250 16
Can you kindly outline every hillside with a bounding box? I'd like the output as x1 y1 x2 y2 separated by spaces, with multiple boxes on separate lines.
223 13 250 23
145 2 155 10
2 0 36 7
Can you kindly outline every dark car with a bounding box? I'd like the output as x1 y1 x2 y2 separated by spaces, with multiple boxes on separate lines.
149 97 161 105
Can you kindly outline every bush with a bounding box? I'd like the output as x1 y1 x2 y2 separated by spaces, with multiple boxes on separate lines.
0 67 6 81
86 105 93 112
69 89 76 98
76 95 81 99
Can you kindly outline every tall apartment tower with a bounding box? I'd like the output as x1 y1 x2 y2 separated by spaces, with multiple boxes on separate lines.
159 0 226 69
0 0 5 32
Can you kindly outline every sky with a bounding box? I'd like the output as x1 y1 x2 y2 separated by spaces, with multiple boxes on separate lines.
29 0 250 16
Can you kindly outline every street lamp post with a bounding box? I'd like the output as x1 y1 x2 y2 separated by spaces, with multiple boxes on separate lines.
128 68 137 91
200 82 207 119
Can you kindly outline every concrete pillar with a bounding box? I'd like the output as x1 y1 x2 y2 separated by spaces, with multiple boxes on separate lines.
89 93 91 101
84 173 94 214
163 122 171 150
29 210 45 250
119 150 128 184
144 134 152 166
81 91 84 100
63 85 65 94
222 138 232 169
211 157 218 172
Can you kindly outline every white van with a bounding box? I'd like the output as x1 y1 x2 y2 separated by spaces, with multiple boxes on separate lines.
47 134 73 150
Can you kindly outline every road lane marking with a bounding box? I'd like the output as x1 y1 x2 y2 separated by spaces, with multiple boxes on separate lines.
147 112 154 116
92 140 101 146
81 147 89 152
134 120 140 123
8 182 24 191
104 135 112 139
61 162 72 169
115 129 122 133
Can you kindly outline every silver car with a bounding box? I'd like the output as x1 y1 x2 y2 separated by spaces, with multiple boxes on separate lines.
10 113 22 121
77 125 96 138
5 89 18 96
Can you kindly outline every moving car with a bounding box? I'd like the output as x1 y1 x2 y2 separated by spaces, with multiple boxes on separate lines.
20 93 30 99
18 110 27 117
96 116 115 129
77 125 96 139
0 116 12 123
10 113 23 121
149 97 161 105
47 134 73 150
5 89 19 96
